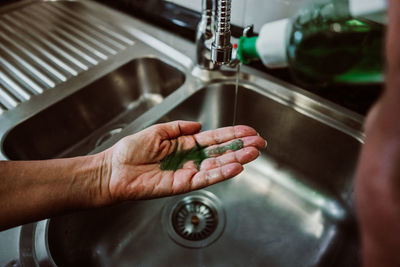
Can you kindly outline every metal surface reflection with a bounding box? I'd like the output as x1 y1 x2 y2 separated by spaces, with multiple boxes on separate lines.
0 0 363 266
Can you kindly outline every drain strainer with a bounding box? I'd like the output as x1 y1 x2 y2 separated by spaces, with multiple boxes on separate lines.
173 200 217 241
162 191 225 248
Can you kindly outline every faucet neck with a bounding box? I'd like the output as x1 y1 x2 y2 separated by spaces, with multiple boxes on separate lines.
196 0 233 70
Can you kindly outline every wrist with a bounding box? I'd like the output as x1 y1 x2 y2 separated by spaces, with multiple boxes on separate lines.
87 150 114 207
66 152 113 209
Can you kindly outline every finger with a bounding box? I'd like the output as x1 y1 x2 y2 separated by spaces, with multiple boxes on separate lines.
194 125 258 146
200 147 260 170
154 121 202 139
191 163 243 189
205 136 266 156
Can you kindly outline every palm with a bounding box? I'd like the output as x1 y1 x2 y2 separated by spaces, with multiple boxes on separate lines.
105 121 265 202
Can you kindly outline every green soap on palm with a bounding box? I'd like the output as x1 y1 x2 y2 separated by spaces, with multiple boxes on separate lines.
160 143 208 171
160 139 244 171
206 139 244 157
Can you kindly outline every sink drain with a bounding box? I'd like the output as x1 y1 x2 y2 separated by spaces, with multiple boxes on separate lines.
163 191 225 248
173 200 217 241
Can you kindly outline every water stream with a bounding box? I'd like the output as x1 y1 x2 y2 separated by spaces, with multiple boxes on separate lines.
232 63 241 126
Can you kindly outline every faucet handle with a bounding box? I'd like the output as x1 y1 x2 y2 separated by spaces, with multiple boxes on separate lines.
243 25 255 37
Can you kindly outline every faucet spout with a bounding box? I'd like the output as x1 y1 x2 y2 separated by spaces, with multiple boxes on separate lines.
196 0 233 69
211 0 233 65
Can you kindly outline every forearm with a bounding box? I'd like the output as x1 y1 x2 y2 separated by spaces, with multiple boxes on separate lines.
0 153 108 231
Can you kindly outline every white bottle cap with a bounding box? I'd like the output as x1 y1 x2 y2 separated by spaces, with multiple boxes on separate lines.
350 0 387 16
256 18 290 68
350 0 387 24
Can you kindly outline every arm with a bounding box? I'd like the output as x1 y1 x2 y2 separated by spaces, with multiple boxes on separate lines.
0 121 265 231
356 1 400 266
0 155 106 230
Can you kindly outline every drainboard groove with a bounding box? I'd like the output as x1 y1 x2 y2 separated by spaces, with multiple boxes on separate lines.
0 25 68 83
19 8 99 66
53 3 135 46
42 4 122 53
0 84 19 110
0 70 32 102
1 16 81 77
0 1 137 115
0 41 56 89
29 5 109 61
0 56 44 95
0 102 6 114
10 11 91 70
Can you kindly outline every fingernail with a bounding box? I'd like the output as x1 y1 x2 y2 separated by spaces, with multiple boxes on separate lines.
264 140 268 148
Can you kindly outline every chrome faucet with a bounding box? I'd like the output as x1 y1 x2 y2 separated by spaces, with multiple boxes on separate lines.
196 0 233 69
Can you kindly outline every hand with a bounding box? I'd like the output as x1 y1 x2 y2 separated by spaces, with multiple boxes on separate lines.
100 121 266 204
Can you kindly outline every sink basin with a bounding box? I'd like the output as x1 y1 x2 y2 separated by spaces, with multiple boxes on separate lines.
2 57 185 160
42 83 361 267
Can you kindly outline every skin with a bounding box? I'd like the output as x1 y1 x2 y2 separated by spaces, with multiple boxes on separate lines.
355 1 400 266
0 121 266 231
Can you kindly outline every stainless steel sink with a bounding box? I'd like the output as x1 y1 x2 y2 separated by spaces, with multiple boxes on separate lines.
0 0 365 266
2 57 185 160
37 81 361 267
5 64 364 267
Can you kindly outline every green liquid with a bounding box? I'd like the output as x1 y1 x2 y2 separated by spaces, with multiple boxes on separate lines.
287 17 385 86
160 139 244 171
233 63 241 126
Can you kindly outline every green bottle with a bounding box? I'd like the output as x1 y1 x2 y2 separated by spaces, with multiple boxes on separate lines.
237 0 387 87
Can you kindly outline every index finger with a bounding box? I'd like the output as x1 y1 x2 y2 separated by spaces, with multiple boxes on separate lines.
194 125 258 146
